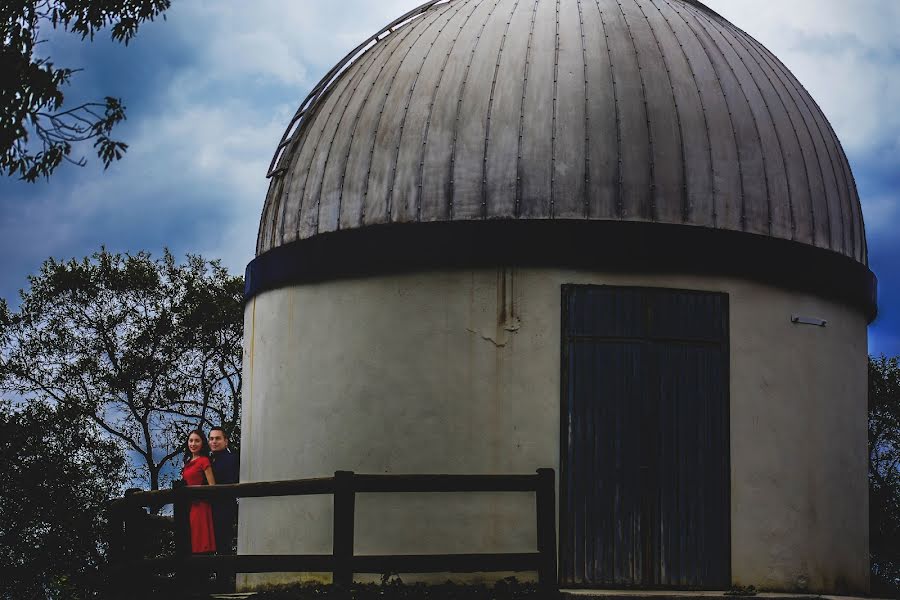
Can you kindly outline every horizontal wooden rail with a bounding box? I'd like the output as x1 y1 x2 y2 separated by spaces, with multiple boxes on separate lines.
352 473 541 493
108 469 557 594
124 476 337 506
124 473 541 507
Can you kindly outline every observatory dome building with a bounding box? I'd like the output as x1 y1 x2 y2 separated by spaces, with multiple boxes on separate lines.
240 0 876 594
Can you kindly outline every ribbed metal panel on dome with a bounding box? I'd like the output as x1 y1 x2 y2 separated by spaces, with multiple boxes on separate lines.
257 0 867 266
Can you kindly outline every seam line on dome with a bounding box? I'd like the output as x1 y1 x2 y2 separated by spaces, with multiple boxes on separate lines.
304 38 385 238
616 0 656 220
840 107 865 261
653 0 716 227
335 17 421 232
685 4 768 234
846 139 866 263
739 29 853 261
833 119 862 261
482 0 523 219
550 0 561 218
260 173 280 253
290 52 369 244
359 3 453 227
594 0 624 219
515 0 541 218
272 89 334 248
636 0 689 223
448 0 503 220
259 164 276 252
271 109 308 248
737 31 844 256
265 164 281 249
271 165 289 247
576 0 590 219
673 3 748 231
314 30 403 236
286 62 366 243
386 0 472 224
417 0 483 222
273 133 308 250
725 17 826 250
689 4 793 242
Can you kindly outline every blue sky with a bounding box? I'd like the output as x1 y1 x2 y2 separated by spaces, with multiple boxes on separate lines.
0 0 897 355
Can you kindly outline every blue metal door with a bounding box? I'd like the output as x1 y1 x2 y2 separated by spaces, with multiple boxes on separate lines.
560 286 730 588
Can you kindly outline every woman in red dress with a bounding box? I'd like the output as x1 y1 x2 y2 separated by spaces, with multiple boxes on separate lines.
181 430 217 554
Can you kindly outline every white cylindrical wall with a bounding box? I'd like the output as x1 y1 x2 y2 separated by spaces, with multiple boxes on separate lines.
238 268 868 594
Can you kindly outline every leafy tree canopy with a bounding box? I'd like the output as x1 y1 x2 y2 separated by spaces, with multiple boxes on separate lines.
1 0 170 181
869 355 900 595
0 399 125 600
0 248 243 492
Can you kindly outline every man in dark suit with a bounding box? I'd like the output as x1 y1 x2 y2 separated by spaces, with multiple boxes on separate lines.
208 427 239 554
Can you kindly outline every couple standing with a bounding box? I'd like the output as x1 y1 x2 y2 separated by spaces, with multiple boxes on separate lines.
181 427 239 555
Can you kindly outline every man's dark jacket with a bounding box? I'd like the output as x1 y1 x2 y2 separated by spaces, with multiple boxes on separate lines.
209 448 239 554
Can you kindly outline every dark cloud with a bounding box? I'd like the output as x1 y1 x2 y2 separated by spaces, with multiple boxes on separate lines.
870 228 900 356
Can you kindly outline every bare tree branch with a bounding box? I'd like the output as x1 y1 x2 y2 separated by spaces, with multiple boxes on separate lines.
1 0 170 181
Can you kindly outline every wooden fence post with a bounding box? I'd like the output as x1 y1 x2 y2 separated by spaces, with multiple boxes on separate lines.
332 471 356 588
123 488 148 591
107 500 126 563
123 488 145 561
172 480 191 588
536 468 557 591
105 499 126 593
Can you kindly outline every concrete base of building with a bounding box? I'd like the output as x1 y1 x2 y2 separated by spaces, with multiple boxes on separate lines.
240 268 870 594
213 589 886 600
560 592 884 600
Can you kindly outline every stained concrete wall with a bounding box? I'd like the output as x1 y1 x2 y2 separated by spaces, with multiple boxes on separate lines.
238 268 868 594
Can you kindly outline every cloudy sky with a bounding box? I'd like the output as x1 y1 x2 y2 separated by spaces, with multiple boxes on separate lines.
0 0 897 355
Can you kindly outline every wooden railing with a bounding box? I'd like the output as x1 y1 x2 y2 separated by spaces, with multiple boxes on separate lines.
107 469 557 593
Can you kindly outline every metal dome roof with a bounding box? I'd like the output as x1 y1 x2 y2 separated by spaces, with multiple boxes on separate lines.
248 0 875 319
258 0 866 264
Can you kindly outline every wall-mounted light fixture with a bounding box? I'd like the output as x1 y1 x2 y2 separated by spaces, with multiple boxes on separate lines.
791 315 827 327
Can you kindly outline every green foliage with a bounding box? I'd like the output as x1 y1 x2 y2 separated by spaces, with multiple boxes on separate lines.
0 399 125 600
870 355 900 595
253 578 556 600
724 585 758 596
0 0 170 181
0 248 244 491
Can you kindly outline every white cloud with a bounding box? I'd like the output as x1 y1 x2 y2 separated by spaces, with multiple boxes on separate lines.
704 0 900 156
163 0 429 92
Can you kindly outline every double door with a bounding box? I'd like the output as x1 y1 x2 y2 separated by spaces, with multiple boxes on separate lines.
560 285 731 588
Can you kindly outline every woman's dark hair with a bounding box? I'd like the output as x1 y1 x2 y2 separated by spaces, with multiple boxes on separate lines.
183 429 211 465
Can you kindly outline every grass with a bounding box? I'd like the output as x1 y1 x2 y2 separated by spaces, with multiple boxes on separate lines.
251 577 560 599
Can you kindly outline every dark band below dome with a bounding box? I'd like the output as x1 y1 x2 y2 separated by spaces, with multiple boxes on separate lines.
245 220 877 322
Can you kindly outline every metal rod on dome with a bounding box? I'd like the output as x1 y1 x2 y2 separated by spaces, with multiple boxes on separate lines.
266 0 454 179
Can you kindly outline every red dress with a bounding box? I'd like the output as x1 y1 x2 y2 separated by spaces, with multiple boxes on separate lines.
182 456 216 553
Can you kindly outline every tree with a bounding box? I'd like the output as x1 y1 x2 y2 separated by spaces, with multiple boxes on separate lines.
0 248 243 492
869 355 900 595
0 399 125 600
1 0 170 181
